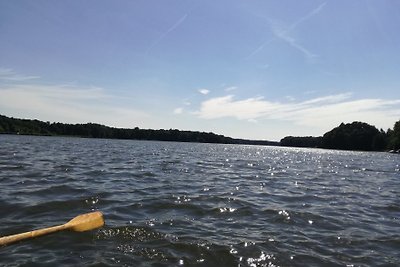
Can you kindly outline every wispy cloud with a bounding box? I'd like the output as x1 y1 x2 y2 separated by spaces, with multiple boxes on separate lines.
196 93 400 132
146 14 188 53
225 86 237 92
197 95 281 120
198 88 210 95
0 68 40 81
300 93 351 105
173 107 183 114
0 84 150 127
285 95 296 101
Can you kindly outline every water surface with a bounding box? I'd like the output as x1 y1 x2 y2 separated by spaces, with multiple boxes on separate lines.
0 135 399 266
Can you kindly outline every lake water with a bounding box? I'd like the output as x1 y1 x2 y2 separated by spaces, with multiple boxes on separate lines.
0 135 399 266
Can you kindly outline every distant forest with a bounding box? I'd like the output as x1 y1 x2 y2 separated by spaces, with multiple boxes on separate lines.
0 115 278 146
280 121 400 152
1 115 399 152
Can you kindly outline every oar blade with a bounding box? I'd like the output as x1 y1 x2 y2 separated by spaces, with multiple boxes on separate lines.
66 211 104 232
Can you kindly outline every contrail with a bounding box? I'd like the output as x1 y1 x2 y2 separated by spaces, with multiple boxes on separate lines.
289 2 327 31
246 2 327 59
146 14 188 54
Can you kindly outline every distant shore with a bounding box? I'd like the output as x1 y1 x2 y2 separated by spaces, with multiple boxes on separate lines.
0 114 279 146
1 114 399 152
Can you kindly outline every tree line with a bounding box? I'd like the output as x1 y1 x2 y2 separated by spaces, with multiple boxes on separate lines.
1 114 399 151
280 121 400 151
0 115 278 146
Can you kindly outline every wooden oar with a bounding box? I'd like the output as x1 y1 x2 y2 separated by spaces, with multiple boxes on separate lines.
0 211 104 246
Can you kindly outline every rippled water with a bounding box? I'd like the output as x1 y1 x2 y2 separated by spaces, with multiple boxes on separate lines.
0 135 399 266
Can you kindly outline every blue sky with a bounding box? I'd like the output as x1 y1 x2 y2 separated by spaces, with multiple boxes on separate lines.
1 0 399 140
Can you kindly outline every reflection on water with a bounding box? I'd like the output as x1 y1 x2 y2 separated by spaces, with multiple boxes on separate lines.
0 135 399 266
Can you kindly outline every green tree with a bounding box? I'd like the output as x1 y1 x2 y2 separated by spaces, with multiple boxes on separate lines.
388 120 400 150
322 122 386 151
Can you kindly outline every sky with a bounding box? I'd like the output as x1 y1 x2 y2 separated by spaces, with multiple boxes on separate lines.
1 0 399 141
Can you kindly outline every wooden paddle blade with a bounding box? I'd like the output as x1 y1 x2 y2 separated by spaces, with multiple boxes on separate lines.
65 211 104 232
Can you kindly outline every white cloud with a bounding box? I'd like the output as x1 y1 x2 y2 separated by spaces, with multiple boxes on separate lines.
299 93 352 105
196 93 400 132
173 107 183 114
285 95 296 101
0 84 150 127
287 98 400 130
197 95 283 120
198 88 210 95
0 68 40 81
225 86 237 92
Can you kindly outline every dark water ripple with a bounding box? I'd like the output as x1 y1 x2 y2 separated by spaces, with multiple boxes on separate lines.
0 135 399 266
